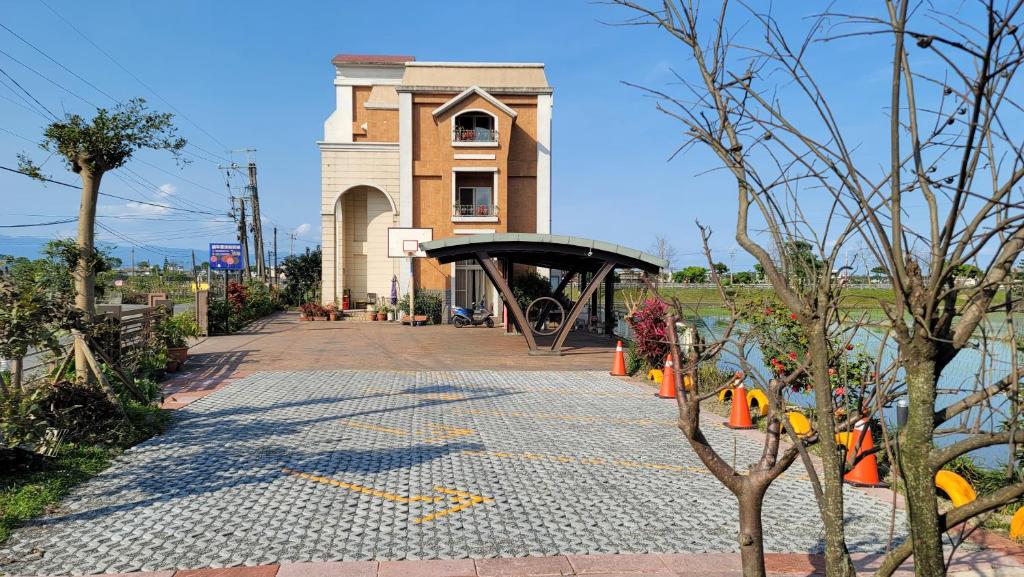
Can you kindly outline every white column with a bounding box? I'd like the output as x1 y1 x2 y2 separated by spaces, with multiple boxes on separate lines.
536 93 552 235
535 92 553 280
398 91 413 292
339 85 354 143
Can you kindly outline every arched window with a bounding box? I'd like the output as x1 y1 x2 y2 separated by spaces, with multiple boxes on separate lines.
453 110 497 143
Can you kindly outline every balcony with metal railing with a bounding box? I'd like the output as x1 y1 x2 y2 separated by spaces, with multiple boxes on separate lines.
452 203 499 221
452 127 498 144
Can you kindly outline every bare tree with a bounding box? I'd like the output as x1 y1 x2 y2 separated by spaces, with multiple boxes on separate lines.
610 1 1024 576
652 235 679 273
640 226 814 577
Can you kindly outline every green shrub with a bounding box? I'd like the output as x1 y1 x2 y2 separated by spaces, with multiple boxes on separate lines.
398 290 444 324
155 312 200 349
625 339 648 376
0 385 50 449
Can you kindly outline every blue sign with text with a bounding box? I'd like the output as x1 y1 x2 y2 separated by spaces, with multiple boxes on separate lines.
209 243 243 270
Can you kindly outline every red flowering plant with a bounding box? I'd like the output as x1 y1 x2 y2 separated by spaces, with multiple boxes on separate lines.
627 298 670 369
226 281 249 313
739 296 874 411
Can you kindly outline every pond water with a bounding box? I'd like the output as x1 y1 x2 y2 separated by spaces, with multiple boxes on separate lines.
618 309 1021 468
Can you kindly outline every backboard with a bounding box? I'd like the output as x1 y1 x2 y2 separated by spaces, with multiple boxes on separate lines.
388 227 433 258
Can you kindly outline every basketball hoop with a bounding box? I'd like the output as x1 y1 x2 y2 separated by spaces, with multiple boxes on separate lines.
403 240 419 257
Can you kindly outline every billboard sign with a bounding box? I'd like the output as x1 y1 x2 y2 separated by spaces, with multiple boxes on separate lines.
209 243 243 270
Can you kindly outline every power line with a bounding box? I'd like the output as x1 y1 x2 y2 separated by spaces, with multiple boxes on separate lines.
132 157 229 198
34 0 232 155
0 165 224 216
0 20 118 103
0 64 56 119
0 217 76 228
0 46 97 107
0 125 35 143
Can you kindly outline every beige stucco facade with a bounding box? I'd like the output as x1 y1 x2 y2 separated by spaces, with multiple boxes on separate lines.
319 55 552 314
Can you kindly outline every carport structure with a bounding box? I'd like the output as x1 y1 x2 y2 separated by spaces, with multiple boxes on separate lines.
421 233 666 355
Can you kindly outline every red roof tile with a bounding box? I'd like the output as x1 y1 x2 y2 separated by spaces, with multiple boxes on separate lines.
332 54 415 65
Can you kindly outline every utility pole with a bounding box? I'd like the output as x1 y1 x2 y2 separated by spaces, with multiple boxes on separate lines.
273 226 278 287
130 247 135 288
289 232 296 257
246 159 265 281
235 195 251 279
220 149 264 283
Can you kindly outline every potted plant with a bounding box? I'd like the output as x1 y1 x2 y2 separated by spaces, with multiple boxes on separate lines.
386 306 396 322
156 312 200 372
376 304 388 322
326 303 338 321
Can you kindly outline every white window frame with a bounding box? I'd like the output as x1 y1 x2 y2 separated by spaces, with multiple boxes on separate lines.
451 109 499 148
452 167 499 223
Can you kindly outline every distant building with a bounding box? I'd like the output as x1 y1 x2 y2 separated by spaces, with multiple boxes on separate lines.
319 54 553 312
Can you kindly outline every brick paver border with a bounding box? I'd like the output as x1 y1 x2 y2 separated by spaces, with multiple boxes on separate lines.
32 550 1024 577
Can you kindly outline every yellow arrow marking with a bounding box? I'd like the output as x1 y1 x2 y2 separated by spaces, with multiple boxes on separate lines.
281 468 493 523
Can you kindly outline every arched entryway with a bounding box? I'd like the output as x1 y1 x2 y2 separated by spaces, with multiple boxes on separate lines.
331 185 398 307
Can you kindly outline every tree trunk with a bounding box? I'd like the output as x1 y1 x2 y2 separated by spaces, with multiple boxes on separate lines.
901 352 945 576
74 167 103 383
808 323 857 577
737 488 767 577
10 357 23 391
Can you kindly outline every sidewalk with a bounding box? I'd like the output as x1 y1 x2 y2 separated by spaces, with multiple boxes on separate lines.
31 551 1024 577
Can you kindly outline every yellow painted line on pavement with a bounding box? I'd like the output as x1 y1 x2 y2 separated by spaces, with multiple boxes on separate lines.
460 450 810 481
341 421 474 444
453 408 680 427
361 385 645 399
281 468 493 523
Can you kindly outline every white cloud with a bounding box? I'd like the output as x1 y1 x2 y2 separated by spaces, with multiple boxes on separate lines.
157 183 176 197
294 223 311 236
123 201 170 215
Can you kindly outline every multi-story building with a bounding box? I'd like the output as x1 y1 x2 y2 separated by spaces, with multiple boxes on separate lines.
319 54 552 316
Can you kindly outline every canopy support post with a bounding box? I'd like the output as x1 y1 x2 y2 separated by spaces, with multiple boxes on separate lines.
534 270 576 332
550 261 614 353
604 273 615 336
475 251 538 351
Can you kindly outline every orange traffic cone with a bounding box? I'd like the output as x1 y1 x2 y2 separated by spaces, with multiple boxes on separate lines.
657 354 677 398
724 380 755 429
610 341 627 376
844 418 887 487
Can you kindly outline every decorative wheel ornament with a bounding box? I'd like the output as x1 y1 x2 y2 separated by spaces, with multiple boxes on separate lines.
525 297 565 336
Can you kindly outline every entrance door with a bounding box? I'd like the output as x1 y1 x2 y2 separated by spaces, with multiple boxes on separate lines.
455 260 487 309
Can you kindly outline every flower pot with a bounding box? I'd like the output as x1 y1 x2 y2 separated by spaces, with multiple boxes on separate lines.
329 312 337 321
165 359 180 373
387 311 395 321
376 312 386 321
167 346 188 365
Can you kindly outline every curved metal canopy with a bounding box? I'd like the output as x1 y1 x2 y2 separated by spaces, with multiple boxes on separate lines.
421 233 667 274
421 233 665 355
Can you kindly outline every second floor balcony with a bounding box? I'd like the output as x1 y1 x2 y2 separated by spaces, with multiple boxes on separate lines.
453 127 498 143
453 203 499 218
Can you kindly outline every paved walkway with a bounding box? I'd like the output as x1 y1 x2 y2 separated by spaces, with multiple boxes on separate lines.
4 370 910 576
1 316 1021 576
183 313 618 373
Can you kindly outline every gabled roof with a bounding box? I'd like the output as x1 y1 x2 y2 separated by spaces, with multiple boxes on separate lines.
431 86 518 119
332 54 415 65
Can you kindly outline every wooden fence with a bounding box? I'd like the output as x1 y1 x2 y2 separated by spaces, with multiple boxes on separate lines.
96 301 172 359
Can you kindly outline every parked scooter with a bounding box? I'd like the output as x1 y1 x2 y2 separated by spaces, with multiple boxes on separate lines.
450 302 495 328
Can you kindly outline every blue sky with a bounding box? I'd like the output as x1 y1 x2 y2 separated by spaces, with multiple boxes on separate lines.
0 1 906 270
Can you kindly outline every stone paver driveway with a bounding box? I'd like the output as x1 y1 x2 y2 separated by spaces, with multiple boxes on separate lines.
1 371 904 576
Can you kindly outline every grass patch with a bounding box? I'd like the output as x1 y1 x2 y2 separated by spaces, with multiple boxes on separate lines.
0 403 169 544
